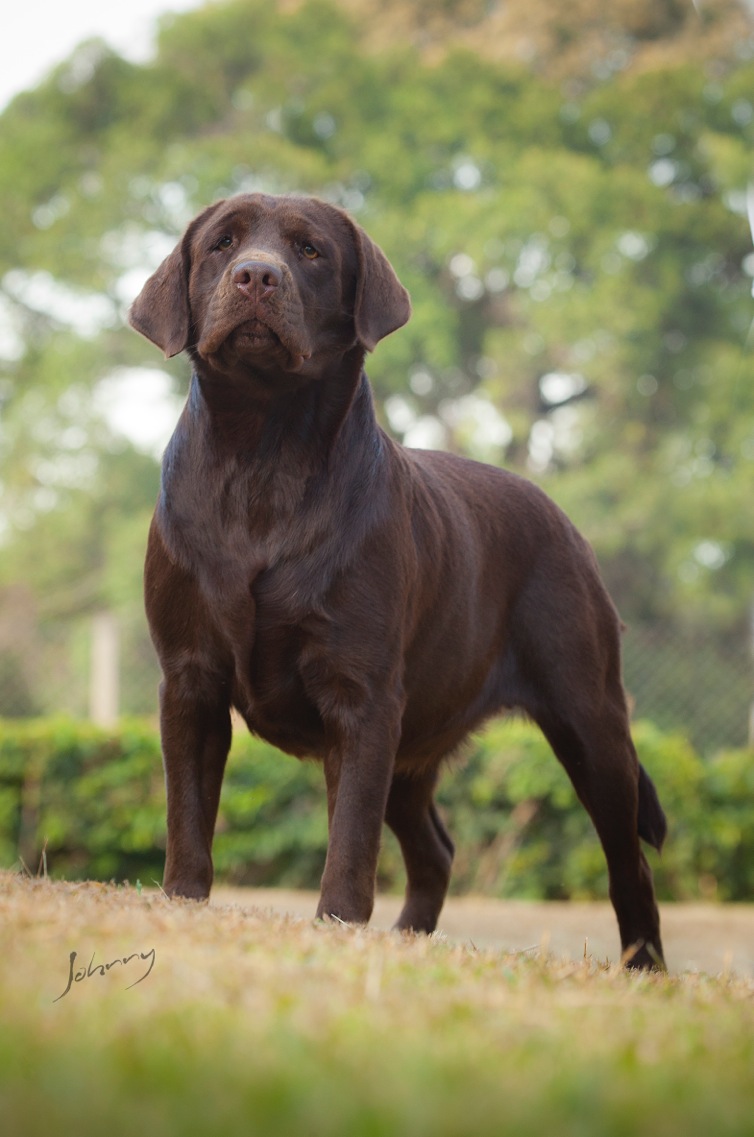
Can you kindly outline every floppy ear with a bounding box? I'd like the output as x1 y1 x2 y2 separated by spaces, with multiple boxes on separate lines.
350 222 411 352
128 201 225 358
128 242 190 359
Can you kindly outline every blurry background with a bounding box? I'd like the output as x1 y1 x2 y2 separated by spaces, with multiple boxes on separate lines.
0 0 752 756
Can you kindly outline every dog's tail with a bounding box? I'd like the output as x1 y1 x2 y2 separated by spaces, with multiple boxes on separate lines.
637 763 667 852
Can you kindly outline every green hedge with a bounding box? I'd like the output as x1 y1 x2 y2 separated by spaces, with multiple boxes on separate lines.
1 717 752 901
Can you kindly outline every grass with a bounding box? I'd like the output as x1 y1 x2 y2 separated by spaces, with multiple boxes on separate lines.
1 871 754 1136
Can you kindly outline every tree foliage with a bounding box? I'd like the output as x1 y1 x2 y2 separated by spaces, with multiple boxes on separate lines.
0 0 752 716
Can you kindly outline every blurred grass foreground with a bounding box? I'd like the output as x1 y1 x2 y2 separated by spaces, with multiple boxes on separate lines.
2 870 754 1137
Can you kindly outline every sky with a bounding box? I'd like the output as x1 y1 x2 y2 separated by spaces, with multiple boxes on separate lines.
0 0 201 111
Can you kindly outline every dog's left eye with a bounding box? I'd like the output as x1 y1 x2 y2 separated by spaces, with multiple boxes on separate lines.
301 243 320 260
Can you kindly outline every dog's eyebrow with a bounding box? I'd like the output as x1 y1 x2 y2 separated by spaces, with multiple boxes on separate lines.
200 205 280 246
201 208 326 249
203 208 249 234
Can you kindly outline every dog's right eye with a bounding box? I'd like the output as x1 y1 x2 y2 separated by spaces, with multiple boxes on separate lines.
214 235 233 251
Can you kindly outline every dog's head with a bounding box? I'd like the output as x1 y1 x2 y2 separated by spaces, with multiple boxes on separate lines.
128 193 411 382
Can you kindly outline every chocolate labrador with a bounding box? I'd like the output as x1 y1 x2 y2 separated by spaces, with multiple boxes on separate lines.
129 192 666 969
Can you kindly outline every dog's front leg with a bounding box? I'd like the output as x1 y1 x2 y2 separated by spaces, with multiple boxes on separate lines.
159 677 232 901
316 711 400 926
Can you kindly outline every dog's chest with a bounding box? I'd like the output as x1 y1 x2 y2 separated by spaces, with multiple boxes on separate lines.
158 437 358 750
170 491 329 712
239 566 333 753
163 448 304 590
188 529 326 741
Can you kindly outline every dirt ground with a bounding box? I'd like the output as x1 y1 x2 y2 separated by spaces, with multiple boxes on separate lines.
212 886 754 977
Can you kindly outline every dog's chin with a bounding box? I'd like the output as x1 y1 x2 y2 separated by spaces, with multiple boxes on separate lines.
199 321 311 377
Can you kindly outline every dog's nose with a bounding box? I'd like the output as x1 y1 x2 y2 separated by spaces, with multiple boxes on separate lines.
232 260 282 299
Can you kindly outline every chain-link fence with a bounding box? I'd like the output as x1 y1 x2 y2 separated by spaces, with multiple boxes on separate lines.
622 622 753 754
0 602 751 754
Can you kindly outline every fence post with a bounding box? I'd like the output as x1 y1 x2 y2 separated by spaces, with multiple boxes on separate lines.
750 603 754 748
90 610 119 726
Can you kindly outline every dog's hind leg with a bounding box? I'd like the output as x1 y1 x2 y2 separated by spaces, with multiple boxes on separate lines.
537 703 665 969
385 767 454 934
512 576 666 969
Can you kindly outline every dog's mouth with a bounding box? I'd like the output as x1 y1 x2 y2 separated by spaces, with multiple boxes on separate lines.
234 319 280 350
198 317 312 374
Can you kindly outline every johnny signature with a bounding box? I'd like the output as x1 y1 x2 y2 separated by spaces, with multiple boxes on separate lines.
53 948 156 1002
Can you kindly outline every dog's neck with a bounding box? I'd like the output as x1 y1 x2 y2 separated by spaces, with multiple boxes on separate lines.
157 351 388 573
179 344 378 471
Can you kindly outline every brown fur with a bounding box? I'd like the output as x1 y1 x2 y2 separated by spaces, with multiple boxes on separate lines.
129 192 666 969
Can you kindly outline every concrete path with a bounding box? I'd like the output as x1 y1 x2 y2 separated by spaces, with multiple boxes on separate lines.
212 887 754 978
